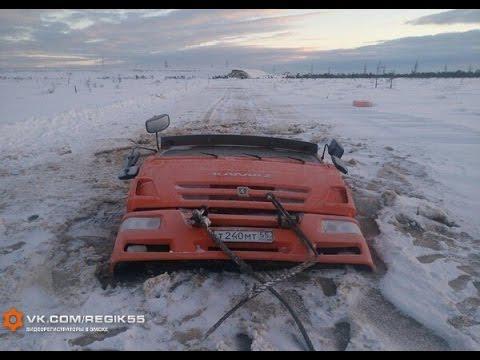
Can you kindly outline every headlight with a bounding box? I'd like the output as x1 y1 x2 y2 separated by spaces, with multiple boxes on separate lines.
120 217 161 231
322 220 361 234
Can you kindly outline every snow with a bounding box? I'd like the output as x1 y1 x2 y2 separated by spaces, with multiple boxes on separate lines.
241 69 270 79
0 70 479 350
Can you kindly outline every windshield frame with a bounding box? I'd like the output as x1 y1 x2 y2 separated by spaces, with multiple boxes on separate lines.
159 145 320 163
160 134 318 154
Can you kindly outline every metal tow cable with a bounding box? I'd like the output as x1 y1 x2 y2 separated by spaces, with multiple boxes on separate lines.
191 192 319 351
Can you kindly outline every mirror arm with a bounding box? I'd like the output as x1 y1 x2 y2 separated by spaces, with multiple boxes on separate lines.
155 132 160 151
320 144 328 161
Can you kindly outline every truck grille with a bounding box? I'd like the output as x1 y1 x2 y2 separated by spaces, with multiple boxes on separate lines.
176 183 309 204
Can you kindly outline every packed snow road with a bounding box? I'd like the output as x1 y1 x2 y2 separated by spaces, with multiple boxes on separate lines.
0 71 479 350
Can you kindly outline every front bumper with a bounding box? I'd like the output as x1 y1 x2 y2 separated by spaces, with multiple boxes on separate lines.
109 209 375 272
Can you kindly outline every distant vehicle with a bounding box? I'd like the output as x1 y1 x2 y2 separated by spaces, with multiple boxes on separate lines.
110 114 374 273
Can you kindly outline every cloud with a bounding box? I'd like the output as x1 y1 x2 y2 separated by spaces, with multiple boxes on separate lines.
280 30 480 73
0 9 322 68
407 9 480 25
112 29 479 74
0 9 478 71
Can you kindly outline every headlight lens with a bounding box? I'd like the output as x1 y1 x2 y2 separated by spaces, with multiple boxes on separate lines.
126 245 148 252
322 220 361 234
120 217 161 231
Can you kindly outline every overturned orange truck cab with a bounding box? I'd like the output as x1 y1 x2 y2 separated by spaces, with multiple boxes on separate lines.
110 115 374 273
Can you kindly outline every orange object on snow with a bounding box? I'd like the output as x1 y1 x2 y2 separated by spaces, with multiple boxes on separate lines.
110 129 375 273
353 100 373 107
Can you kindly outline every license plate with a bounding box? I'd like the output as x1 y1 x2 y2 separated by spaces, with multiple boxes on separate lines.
213 230 274 243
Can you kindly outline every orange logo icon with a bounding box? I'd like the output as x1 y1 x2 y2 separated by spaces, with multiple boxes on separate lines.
3 307 24 332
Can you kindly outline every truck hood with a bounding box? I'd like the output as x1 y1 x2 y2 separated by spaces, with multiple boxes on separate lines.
127 156 356 217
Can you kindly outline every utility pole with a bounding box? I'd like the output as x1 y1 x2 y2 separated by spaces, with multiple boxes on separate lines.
363 63 367 75
389 70 395 89
375 61 381 88
164 60 168 68
310 63 314 74
412 59 418 74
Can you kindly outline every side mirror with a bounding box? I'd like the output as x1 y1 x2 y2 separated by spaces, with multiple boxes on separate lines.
118 149 140 180
331 156 348 174
124 149 140 168
118 166 139 180
328 139 344 159
146 114 170 134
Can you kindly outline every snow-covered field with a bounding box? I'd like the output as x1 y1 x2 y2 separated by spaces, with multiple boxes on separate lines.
0 69 479 350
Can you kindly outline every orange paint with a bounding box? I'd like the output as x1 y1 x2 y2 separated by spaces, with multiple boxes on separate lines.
353 100 373 107
110 155 375 272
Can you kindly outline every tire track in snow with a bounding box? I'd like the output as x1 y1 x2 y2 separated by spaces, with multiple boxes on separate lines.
2 77 477 350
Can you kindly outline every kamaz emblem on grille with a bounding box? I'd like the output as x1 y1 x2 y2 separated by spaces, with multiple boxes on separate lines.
237 186 249 197
213 172 271 178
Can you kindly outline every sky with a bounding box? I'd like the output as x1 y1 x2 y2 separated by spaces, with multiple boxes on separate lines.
0 9 479 73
